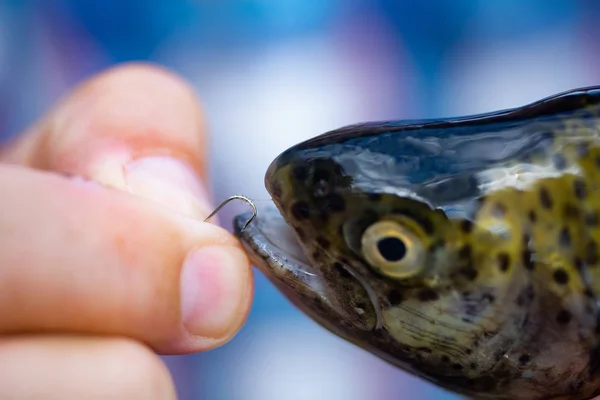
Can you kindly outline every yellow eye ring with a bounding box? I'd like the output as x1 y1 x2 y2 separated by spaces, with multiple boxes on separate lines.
360 220 425 279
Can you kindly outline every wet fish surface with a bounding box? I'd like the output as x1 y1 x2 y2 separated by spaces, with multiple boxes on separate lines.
233 86 600 399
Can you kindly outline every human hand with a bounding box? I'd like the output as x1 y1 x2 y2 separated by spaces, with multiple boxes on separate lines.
0 64 253 399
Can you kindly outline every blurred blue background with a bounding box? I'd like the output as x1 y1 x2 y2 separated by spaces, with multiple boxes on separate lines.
1 1 599 399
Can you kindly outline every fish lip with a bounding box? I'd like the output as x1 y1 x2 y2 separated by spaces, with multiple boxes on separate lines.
233 205 327 301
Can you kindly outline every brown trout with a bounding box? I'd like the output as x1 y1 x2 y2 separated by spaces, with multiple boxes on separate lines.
233 86 600 399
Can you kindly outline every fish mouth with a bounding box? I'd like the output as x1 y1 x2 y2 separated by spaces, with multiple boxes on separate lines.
233 205 328 303
233 204 382 340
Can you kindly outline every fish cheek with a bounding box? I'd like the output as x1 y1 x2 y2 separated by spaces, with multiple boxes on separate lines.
320 260 378 332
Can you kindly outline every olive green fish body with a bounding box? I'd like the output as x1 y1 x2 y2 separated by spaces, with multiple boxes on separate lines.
235 87 600 399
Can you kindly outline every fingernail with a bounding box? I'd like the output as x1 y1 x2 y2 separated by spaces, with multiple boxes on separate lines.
180 246 248 339
125 156 212 218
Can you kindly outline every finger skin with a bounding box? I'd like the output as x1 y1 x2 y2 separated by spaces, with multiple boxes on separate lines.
0 164 253 354
1 62 208 179
0 335 176 400
0 63 217 222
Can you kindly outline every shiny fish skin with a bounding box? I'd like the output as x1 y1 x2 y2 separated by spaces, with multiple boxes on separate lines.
234 86 600 400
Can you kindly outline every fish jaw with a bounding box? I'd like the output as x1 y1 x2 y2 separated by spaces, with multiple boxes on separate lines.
233 206 327 302
233 205 379 337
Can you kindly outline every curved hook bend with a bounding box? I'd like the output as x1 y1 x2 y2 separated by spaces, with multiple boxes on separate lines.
204 194 257 231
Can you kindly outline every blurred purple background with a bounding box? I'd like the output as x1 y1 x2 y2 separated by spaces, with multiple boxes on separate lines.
1 1 599 399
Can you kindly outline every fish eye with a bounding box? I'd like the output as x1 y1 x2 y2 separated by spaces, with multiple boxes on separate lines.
360 220 425 279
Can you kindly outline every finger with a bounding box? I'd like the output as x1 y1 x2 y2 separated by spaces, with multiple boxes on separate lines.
0 164 253 354
1 62 213 220
0 335 176 400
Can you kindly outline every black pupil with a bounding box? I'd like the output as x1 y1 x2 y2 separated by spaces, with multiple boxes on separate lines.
376 236 407 262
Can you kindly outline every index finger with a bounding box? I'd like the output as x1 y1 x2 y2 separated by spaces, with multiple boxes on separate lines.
0 64 253 354
2 63 213 219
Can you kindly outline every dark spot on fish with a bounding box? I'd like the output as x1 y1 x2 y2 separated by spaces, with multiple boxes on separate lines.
516 285 535 307
419 347 432 354
418 288 439 302
292 165 308 181
518 354 531 365
539 186 553 209
552 153 567 170
553 268 569 285
585 288 595 298
316 236 330 250
528 210 537 223
563 203 581 219
469 363 477 370
574 178 587 199
291 201 310 220
451 363 463 370
460 220 473 234
556 309 572 325
460 266 478 281
558 227 571 248
595 155 600 169
322 193 345 212
497 252 511 272
465 349 472 355
464 302 482 317
526 285 535 301
355 301 368 311
367 193 382 201
586 240 600 265
333 262 352 278
575 257 584 270
387 289 404 305
483 330 497 339
312 168 329 184
441 355 450 363
522 248 534 270
586 212 600 226
311 251 321 260
458 244 472 260
568 379 585 392
493 349 505 362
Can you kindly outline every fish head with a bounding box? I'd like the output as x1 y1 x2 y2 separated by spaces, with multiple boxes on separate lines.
234 86 600 399
235 119 508 351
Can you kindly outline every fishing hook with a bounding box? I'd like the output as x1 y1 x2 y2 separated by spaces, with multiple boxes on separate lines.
204 194 257 231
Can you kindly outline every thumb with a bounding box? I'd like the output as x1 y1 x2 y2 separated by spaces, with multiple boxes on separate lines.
0 64 253 354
